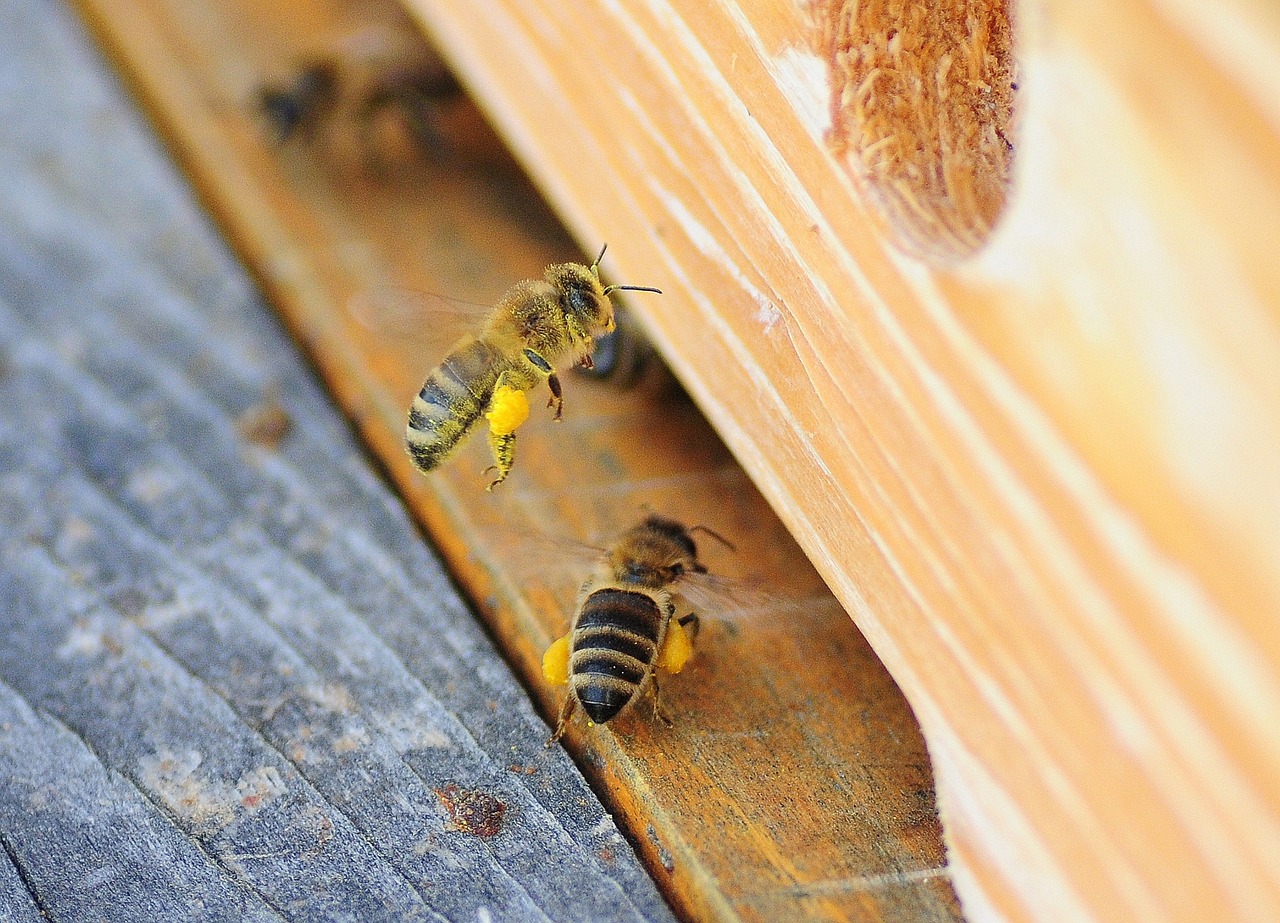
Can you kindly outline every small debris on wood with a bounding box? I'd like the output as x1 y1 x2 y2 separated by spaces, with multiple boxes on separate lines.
434 783 507 838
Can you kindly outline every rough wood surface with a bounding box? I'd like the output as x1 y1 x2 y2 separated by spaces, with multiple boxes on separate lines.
59 0 962 921
0 2 677 920
394 1 1280 922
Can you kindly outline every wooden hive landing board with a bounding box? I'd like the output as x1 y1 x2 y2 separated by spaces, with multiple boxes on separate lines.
67 0 965 919
0 2 675 920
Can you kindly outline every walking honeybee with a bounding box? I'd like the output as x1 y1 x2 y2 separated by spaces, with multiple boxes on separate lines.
255 20 462 162
405 245 660 488
542 515 736 741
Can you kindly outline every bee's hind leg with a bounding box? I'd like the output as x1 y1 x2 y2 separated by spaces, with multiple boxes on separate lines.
485 430 516 491
649 676 675 728
483 375 530 490
547 694 577 746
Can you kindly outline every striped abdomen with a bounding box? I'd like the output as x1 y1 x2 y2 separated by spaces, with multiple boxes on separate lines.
570 588 664 724
406 338 503 473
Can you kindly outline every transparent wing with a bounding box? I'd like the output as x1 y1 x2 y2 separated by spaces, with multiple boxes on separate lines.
673 570 788 623
348 284 493 360
480 525 607 594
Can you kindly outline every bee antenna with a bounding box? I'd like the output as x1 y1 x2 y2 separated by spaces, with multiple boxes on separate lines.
590 243 608 269
602 284 663 296
688 525 736 553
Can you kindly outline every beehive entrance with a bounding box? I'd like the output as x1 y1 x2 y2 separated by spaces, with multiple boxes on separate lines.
818 0 1018 260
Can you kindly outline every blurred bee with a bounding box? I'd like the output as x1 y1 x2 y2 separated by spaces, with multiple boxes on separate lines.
257 59 340 144
542 515 735 741
571 305 680 396
255 20 463 162
405 245 661 488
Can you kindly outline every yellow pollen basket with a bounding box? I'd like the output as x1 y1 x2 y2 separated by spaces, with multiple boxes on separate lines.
658 619 693 673
486 385 530 436
542 634 571 686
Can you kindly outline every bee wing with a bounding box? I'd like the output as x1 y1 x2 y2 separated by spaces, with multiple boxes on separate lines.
348 285 493 359
672 570 784 622
481 526 607 594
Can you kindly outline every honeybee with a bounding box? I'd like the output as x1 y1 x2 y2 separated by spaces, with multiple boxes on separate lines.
255 21 462 160
257 59 340 144
542 515 735 741
405 245 660 488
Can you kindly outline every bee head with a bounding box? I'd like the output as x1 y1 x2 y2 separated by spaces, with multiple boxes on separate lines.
548 245 661 344
606 515 704 588
640 515 699 560
548 261 615 339
633 515 734 580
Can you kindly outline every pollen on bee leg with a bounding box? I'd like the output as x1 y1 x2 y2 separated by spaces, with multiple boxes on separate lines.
657 618 694 673
485 430 517 490
485 385 530 436
542 633 571 686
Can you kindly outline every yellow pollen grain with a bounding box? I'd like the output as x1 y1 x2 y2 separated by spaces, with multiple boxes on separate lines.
486 385 530 436
542 634 571 686
658 619 694 674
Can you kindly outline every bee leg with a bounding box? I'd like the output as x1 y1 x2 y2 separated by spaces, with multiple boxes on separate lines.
649 677 675 728
547 694 577 746
484 379 530 490
485 431 516 490
657 616 695 674
677 612 701 642
546 373 563 421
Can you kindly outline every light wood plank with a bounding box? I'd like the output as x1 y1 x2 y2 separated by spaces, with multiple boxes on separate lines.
398 0 1280 921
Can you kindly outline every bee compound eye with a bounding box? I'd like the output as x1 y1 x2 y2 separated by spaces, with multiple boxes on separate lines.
566 285 589 316
566 282 607 323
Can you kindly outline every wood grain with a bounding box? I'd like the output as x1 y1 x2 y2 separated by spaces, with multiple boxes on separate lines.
0 2 676 919
67 0 962 920
394 0 1280 921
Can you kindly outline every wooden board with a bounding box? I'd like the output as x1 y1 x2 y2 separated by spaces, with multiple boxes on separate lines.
390 1 1280 921
66 0 963 921
0 2 676 920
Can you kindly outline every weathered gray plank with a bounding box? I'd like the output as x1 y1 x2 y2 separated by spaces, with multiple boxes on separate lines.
0 0 677 920
0 680 284 923
0 832 48 923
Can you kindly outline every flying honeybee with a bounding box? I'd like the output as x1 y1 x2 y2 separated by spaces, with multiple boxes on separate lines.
405 245 660 488
542 515 736 741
